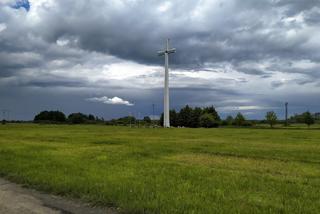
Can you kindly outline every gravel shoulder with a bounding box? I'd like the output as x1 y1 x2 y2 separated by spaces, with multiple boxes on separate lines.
0 178 117 214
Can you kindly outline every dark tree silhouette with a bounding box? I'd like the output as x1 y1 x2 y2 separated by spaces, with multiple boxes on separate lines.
234 112 245 126
68 113 88 124
303 111 315 127
225 115 234 125
143 116 151 124
34 111 66 123
200 113 218 128
159 105 220 128
265 111 278 128
178 105 193 127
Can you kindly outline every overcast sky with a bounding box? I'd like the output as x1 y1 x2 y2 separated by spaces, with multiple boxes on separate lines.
1 0 320 120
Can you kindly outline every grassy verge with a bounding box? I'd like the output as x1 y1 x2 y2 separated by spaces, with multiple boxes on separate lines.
0 124 319 213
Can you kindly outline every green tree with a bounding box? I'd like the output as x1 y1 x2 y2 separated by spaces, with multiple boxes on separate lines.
159 113 164 126
143 116 151 124
265 111 278 128
190 107 203 128
119 116 136 125
303 111 315 127
289 113 304 123
159 105 220 128
159 110 179 127
170 110 178 127
178 105 193 127
34 111 66 123
203 106 221 121
68 113 88 124
199 113 219 128
225 115 234 125
88 114 95 121
234 112 245 126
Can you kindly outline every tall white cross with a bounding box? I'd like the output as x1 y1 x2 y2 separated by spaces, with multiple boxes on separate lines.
158 39 176 128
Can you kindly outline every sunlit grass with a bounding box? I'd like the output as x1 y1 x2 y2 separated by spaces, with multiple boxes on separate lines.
0 124 319 213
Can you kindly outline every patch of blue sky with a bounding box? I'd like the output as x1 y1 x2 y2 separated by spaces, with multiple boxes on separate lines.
11 0 30 12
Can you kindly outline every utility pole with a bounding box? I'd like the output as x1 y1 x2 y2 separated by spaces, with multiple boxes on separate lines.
1 109 8 125
152 104 155 128
2 110 4 120
138 112 141 128
285 102 288 126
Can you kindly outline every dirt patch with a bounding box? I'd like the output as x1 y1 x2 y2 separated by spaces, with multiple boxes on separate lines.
0 178 118 214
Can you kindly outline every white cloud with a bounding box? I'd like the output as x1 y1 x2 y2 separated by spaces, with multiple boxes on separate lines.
0 0 12 4
86 96 134 106
103 61 160 80
218 105 273 111
0 23 7 32
157 1 172 13
56 38 69 46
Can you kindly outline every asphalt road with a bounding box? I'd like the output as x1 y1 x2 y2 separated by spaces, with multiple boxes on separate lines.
0 178 117 214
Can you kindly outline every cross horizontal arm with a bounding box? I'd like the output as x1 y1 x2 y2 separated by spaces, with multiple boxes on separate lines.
157 49 176 56
158 51 165 56
167 48 176 54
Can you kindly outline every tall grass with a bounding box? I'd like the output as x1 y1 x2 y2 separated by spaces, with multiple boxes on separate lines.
0 124 319 213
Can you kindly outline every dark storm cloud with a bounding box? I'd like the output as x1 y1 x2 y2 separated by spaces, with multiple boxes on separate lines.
274 0 320 16
271 81 285 88
0 51 43 76
1 0 320 120
293 78 315 85
21 79 86 88
304 8 320 25
2 0 320 73
237 68 267 76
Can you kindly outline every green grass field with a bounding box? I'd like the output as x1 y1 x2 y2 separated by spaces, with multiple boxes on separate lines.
0 124 319 213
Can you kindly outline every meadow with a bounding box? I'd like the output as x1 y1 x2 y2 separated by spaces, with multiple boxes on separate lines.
0 124 319 213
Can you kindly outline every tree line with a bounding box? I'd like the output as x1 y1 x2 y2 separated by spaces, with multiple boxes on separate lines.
34 111 104 124
160 105 221 128
223 111 316 128
105 116 152 126
32 109 318 128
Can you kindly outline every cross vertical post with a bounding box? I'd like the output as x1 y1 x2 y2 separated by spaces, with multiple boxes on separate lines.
158 39 176 128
